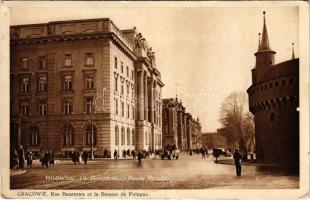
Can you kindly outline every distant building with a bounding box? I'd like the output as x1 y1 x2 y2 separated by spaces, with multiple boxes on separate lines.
201 128 232 150
162 97 201 150
247 12 299 165
10 18 164 158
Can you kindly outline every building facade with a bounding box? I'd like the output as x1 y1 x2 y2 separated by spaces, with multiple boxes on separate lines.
10 18 164 158
247 13 299 165
201 128 233 150
162 97 201 151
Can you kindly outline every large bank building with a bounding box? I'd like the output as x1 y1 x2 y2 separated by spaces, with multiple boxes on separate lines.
247 12 299 165
10 18 164 158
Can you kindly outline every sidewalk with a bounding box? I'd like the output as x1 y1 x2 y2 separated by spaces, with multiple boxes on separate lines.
10 169 26 176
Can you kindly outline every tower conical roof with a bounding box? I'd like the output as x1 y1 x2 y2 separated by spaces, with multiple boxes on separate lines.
259 11 273 51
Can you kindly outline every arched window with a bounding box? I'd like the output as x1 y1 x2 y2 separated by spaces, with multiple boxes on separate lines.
121 127 125 145
115 126 119 145
63 124 74 147
132 129 135 145
86 125 97 145
28 126 39 147
127 128 131 145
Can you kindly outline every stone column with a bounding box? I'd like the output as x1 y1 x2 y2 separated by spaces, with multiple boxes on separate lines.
144 74 148 121
149 78 154 123
138 70 144 121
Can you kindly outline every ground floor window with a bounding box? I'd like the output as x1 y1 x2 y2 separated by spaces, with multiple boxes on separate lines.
28 126 39 147
86 125 96 145
62 124 74 147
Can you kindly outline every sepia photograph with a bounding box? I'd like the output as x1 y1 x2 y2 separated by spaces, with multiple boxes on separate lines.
1 1 309 199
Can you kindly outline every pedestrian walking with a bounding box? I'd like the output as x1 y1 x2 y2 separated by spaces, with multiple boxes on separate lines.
18 145 25 171
12 149 19 170
82 150 88 165
77 151 81 164
40 150 45 168
114 150 118 160
44 150 50 168
233 149 242 176
26 151 33 168
49 151 55 165
137 151 143 163
201 148 206 158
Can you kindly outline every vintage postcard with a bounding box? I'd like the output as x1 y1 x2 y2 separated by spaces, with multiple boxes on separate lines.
0 1 309 199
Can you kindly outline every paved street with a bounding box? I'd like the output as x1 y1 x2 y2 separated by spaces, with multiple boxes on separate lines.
10 154 299 189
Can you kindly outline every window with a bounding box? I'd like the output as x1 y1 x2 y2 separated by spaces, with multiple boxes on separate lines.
127 128 130 145
64 99 73 114
121 128 125 145
22 77 30 92
21 57 29 70
63 75 72 90
127 84 129 95
29 126 39 147
115 99 118 115
121 102 124 117
127 104 130 118
63 124 74 147
131 70 134 80
289 78 293 84
85 53 94 66
126 66 129 77
114 57 117 69
121 62 124 73
283 98 287 106
275 81 279 87
270 113 275 121
86 97 93 113
269 82 273 88
64 54 72 67
39 100 47 115
86 125 96 145
85 73 94 89
121 84 124 95
114 77 118 91
115 126 119 145
21 102 30 116
38 76 47 92
132 106 135 120
38 56 46 70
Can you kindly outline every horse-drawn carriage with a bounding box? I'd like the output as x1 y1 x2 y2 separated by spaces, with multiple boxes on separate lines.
161 145 179 160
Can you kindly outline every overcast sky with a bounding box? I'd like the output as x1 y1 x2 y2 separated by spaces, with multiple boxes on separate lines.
9 4 299 132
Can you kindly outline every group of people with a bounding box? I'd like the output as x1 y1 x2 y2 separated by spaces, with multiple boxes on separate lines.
39 150 55 168
200 147 209 158
71 150 90 165
10 145 26 171
113 149 154 162
10 145 55 171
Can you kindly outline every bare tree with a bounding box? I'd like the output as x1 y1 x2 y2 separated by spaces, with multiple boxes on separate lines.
219 92 255 155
